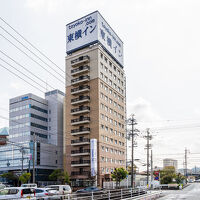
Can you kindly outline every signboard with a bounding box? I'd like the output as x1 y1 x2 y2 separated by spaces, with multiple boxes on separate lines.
154 170 160 181
66 11 124 67
90 138 97 177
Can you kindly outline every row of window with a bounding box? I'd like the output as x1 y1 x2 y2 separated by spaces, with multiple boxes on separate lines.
100 123 125 138
31 122 48 130
101 167 114 174
10 105 29 112
100 63 124 85
31 113 48 122
100 72 124 95
10 104 48 114
9 131 47 139
10 113 47 122
100 92 124 111
10 114 29 121
101 135 125 146
10 122 48 131
10 122 29 129
100 106 124 121
31 105 48 114
100 52 124 78
100 82 124 102
100 105 125 126
101 145 125 155
101 157 125 164
9 131 30 138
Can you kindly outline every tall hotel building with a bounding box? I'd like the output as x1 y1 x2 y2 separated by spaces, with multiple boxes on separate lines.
64 11 126 187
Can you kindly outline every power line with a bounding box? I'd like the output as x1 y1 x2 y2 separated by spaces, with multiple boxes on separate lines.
0 25 65 80
0 63 44 93
0 50 56 91
0 57 47 92
0 16 65 73
0 33 65 85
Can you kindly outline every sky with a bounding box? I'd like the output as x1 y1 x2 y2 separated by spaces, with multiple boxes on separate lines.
1 0 200 170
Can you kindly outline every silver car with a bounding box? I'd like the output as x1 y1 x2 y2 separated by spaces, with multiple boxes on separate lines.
0 187 36 199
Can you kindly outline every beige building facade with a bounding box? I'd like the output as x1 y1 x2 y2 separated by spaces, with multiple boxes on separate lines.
64 43 126 187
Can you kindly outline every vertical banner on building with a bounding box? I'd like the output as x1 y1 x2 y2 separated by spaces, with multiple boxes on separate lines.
90 138 97 177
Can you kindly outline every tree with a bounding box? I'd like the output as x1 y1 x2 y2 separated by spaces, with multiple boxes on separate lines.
160 166 176 184
49 169 70 184
111 167 128 188
19 173 31 184
64 171 70 184
1 172 19 186
175 173 185 184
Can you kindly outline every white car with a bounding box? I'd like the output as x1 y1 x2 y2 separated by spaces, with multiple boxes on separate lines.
0 187 36 199
0 184 5 190
21 183 37 188
35 188 57 199
45 185 72 195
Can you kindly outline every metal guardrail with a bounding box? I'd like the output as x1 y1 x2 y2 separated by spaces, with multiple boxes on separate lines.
5 188 162 200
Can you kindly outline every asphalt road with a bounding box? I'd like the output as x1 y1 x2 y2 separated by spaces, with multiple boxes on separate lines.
159 183 200 200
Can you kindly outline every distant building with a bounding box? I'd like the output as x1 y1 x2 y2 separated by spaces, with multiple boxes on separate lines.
0 90 64 184
163 158 178 171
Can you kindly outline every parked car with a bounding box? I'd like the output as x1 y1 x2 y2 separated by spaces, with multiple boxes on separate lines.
0 187 36 199
44 185 72 195
76 186 106 198
76 186 104 193
35 188 57 199
0 184 5 190
21 183 37 188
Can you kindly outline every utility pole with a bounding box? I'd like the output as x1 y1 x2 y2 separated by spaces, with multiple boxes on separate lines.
151 149 153 188
33 133 36 183
128 115 138 188
144 128 152 187
185 148 188 181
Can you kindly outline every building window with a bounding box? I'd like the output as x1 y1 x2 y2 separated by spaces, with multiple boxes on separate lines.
49 110 51 114
105 57 108 63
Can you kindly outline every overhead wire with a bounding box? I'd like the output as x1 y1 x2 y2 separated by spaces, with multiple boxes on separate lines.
0 33 65 85
0 25 65 80
0 16 65 73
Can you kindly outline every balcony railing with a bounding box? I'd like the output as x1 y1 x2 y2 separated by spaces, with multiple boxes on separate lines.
71 149 90 154
71 66 90 76
71 56 90 67
71 138 90 145
71 85 90 95
71 75 90 85
71 117 90 125
71 106 90 115
71 127 90 135
71 96 90 105
71 160 90 165
71 171 89 176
